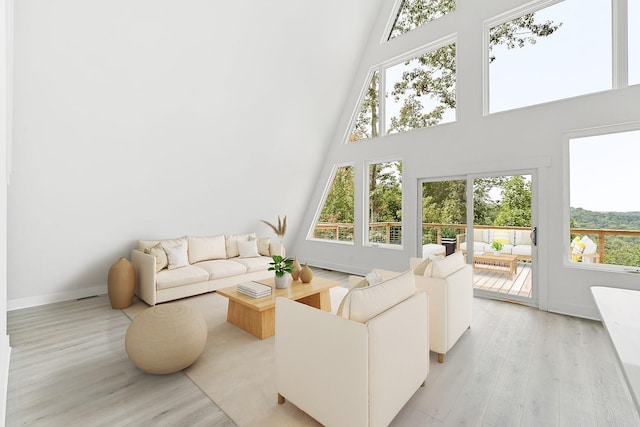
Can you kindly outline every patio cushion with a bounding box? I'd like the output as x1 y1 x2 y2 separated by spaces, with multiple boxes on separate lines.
512 245 531 256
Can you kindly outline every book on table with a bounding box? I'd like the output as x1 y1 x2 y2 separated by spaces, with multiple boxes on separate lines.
237 281 272 298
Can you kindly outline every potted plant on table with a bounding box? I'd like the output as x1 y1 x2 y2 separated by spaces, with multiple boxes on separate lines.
268 255 295 289
491 240 503 256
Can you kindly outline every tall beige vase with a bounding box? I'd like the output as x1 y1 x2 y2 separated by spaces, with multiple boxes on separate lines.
299 263 314 283
291 256 302 281
108 257 136 309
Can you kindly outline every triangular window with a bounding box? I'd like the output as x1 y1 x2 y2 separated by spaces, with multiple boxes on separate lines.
388 0 456 40
348 71 379 143
311 165 355 242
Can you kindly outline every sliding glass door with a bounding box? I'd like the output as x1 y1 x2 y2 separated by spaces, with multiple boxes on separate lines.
420 171 537 305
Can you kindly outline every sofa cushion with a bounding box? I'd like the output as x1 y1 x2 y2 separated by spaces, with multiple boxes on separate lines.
515 230 532 246
144 243 168 272
193 259 248 279
231 256 273 273
512 245 531 257
256 237 271 256
155 265 209 290
345 269 416 323
188 235 227 264
225 233 257 258
429 252 466 279
162 240 189 270
238 239 260 258
138 236 186 252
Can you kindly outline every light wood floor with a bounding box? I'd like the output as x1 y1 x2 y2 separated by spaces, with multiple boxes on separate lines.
6 267 640 426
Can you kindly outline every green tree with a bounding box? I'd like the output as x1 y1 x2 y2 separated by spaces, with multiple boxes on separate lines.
494 176 532 227
370 161 402 223
319 166 354 223
350 0 561 140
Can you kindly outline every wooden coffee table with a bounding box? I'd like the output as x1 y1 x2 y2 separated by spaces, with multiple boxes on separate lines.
472 252 518 280
216 277 339 339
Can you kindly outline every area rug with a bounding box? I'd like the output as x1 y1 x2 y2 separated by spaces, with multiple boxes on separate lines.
123 293 320 427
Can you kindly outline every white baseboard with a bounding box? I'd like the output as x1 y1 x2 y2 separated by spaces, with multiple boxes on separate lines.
546 302 601 321
7 285 107 311
0 335 10 427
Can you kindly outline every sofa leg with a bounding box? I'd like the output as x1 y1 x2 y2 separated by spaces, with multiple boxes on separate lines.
438 353 444 363
421 380 426 387
278 393 286 405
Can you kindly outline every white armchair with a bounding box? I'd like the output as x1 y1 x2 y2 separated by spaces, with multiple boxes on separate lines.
377 252 473 363
275 270 429 427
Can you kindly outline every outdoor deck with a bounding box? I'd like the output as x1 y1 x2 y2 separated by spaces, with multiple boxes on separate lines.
473 261 532 298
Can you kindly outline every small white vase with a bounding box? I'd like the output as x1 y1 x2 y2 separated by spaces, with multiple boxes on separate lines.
493 250 501 256
274 274 291 289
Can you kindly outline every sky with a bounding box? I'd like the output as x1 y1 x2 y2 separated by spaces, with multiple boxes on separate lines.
489 0 639 213
379 0 639 212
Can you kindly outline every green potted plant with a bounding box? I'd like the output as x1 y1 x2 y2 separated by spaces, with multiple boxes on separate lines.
441 228 457 256
268 255 295 288
491 240 503 256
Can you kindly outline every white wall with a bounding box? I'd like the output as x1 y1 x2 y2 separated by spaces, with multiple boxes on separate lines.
1 0 11 423
8 0 383 308
291 0 640 319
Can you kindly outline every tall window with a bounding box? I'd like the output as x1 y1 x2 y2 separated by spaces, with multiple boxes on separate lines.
368 161 403 246
388 0 456 40
569 129 640 268
489 0 610 113
312 165 355 242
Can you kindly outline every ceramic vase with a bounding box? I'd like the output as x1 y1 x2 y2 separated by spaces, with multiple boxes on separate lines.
291 256 302 281
274 273 292 289
299 263 313 283
108 257 136 309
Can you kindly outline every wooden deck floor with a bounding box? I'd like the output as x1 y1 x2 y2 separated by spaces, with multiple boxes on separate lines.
473 261 532 298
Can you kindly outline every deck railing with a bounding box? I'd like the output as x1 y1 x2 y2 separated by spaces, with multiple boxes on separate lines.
313 222 640 265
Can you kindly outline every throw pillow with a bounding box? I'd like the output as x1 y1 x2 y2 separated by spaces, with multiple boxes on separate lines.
144 243 168 273
162 241 189 270
188 235 227 263
365 270 383 286
336 278 369 319
492 230 511 245
238 239 260 258
256 237 271 257
346 269 416 323
225 233 257 258
413 257 432 276
430 252 466 279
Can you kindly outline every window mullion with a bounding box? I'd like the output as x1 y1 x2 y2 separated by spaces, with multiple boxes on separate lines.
613 0 628 89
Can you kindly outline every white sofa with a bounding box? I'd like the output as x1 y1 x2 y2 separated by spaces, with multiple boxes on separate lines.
130 233 284 306
458 228 532 261
276 270 429 427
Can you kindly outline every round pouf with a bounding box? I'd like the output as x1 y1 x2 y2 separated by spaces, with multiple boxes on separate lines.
125 304 207 375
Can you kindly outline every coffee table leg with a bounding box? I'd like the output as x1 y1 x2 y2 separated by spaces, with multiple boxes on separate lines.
296 289 331 311
227 300 275 339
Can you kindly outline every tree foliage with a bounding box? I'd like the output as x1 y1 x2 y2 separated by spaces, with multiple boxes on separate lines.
349 0 561 141
319 166 354 223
